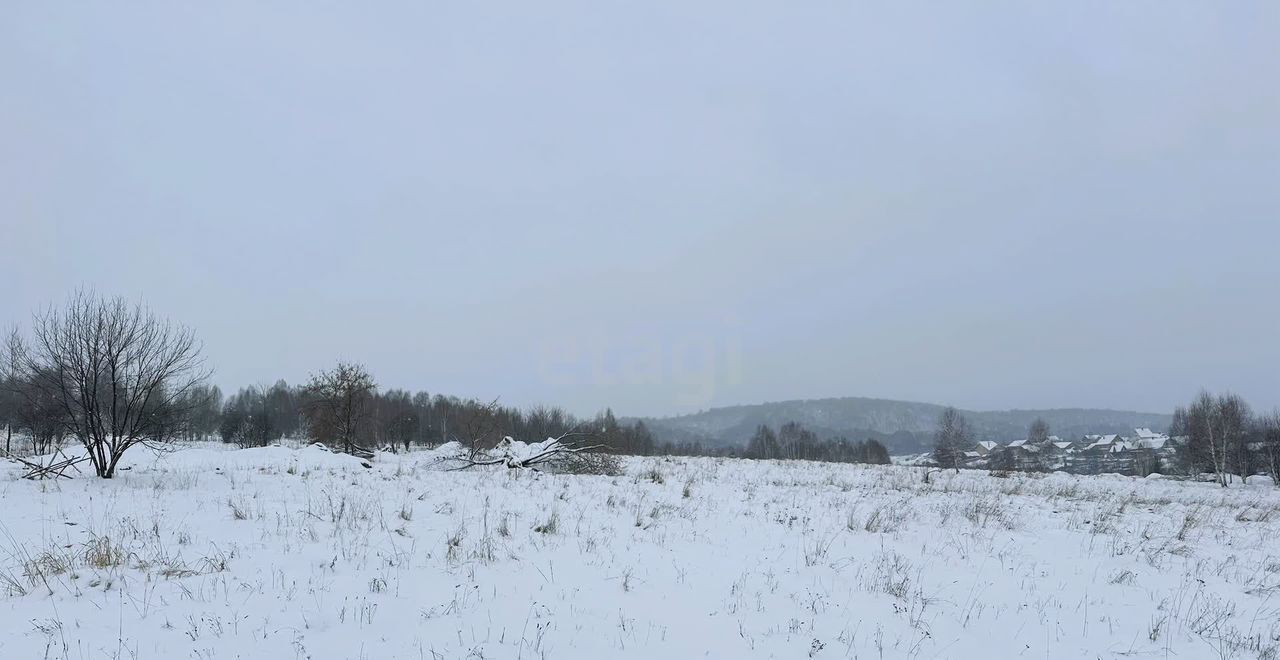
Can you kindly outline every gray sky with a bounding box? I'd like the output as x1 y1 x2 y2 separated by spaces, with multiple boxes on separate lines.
2 2 1278 418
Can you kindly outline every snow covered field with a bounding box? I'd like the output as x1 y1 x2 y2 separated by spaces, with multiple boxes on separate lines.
2 444 1279 660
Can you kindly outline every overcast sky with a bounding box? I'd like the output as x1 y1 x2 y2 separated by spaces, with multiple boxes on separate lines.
2 2 1278 418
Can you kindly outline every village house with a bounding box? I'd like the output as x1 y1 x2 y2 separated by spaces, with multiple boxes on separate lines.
948 428 1179 476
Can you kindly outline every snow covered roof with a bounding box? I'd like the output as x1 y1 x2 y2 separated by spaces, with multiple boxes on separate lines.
1053 442 1074 450
963 451 981 458
1135 428 1164 439
1007 439 1028 447
1085 435 1122 451
977 441 999 451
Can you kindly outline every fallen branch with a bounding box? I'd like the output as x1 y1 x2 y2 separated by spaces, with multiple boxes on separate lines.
308 442 374 467
448 433 605 472
3 448 90 480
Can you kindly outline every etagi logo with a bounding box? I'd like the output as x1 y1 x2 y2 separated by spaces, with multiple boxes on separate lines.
537 324 742 408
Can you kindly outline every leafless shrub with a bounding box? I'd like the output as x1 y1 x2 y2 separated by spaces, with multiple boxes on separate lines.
803 535 836 566
963 497 1015 530
446 527 464 562
864 551 914 600
1177 508 1202 541
533 512 560 535
641 467 665 484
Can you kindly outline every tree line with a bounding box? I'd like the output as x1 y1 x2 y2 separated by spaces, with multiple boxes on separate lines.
1 292 897 478
209 371 662 459
744 422 891 464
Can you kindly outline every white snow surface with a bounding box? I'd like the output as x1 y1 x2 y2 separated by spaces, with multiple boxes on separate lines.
2 443 1279 659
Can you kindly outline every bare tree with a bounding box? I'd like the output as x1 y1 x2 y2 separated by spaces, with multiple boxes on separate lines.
2 328 21 455
379 389 418 452
1177 390 1252 487
1257 411 1280 488
524 405 572 446
8 367 65 454
452 397 504 458
1028 418 1051 444
745 424 780 459
11 292 208 478
186 384 223 440
302 361 376 455
934 407 972 473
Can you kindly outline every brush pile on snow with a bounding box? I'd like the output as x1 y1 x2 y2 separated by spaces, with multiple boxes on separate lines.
437 435 621 475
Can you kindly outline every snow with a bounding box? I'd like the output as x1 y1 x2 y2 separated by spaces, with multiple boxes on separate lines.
1135 427 1168 441
2 444 1280 659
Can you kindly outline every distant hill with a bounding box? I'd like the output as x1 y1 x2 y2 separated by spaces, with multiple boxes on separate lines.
632 397 1173 455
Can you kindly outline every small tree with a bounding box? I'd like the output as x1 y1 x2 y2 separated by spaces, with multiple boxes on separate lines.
10 292 208 478
379 389 419 452
1028 418 1051 444
863 438 891 465
451 398 504 458
934 407 972 473
745 424 779 460
219 398 249 446
9 368 65 454
302 362 376 455
1 329 22 454
1256 412 1280 488
184 384 223 441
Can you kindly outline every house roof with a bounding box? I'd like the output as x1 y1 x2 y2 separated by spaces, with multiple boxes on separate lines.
1085 435 1122 452
1007 439 1028 447
977 441 999 451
